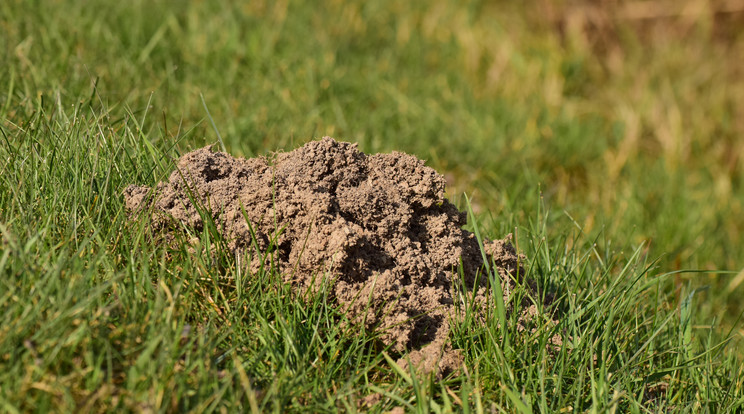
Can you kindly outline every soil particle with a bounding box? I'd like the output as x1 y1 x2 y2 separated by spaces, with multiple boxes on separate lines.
125 137 538 377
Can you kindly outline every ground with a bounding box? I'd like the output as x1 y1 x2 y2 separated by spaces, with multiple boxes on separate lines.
1 0 743 412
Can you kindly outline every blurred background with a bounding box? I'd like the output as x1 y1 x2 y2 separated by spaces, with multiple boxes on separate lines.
2 0 743 332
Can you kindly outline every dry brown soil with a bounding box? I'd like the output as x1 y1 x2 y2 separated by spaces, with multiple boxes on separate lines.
125 137 548 376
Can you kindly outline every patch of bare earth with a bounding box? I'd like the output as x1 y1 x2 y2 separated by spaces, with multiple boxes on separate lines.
125 137 556 377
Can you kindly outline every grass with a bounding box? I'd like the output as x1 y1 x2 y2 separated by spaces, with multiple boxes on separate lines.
1 0 743 411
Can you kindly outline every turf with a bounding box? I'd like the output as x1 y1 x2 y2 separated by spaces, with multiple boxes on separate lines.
1 0 742 412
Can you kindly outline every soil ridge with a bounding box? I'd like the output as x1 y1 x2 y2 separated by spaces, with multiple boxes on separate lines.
125 137 535 376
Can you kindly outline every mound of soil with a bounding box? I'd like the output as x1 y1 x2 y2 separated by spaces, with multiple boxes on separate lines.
125 137 538 376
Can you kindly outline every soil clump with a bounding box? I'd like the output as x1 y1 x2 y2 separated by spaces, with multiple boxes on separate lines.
124 137 543 376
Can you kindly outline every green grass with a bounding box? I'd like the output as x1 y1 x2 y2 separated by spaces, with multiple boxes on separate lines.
1 0 743 411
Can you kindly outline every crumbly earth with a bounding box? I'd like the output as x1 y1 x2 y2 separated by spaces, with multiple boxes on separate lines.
124 137 544 377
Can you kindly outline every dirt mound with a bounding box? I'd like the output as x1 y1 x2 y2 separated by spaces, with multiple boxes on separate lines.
125 137 534 376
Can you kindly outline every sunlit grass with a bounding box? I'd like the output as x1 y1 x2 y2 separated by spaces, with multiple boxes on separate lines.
1 0 742 411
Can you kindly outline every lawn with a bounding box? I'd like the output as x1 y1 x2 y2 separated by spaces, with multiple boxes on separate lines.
1 0 743 412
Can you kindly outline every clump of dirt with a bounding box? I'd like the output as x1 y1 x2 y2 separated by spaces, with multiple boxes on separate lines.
125 137 546 377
